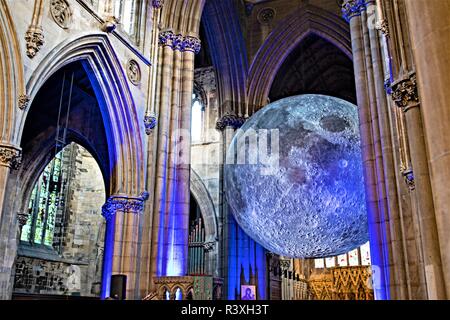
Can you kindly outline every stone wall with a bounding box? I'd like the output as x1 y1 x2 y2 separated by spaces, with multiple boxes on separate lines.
14 256 96 296
190 67 221 277
191 67 220 197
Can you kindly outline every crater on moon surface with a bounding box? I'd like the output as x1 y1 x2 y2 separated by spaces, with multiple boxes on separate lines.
225 94 369 258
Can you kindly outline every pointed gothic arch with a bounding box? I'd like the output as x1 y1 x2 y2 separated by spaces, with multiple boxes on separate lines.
0 0 25 145
24 33 145 197
190 169 218 244
247 4 352 111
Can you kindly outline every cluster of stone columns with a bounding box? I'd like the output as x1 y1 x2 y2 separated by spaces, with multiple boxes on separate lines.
403 0 450 299
146 4 202 292
101 193 148 300
381 1 434 300
216 116 267 300
343 0 402 299
343 0 449 299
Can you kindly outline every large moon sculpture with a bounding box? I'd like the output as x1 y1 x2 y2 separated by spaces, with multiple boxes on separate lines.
225 94 369 258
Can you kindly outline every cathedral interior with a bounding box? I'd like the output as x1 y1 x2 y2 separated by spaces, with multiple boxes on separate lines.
0 0 449 301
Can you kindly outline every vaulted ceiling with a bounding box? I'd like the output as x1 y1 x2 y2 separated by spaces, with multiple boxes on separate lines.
269 34 356 104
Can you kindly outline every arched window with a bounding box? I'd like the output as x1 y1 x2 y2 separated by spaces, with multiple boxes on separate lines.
360 242 371 266
21 143 106 250
16 143 106 297
186 288 194 300
313 241 371 269
113 0 143 42
191 92 205 143
21 145 70 247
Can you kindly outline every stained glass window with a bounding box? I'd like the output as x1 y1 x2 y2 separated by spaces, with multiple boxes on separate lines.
337 253 348 267
314 259 325 269
21 146 69 247
348 248 360 266
360 241 371 266
314 242 371 269
325 257 336 268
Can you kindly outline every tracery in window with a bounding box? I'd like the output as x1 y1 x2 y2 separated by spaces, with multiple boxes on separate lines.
16 143 106 297
21 147 68 247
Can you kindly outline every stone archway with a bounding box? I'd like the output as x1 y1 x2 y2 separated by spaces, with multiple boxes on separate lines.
13 142 107 298
190 169 218 243
24 33 145 197
247 4 352 112
190 169 219 277
23 35 148 298
0 33 147 299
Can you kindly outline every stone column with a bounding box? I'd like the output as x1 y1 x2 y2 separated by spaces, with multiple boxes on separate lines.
0 144 21 299
139 0 164 297
101 194 147 300
149 36 174 288
174 38 198 276
342 0 408 300
216 114 249 299
391 73 446 299
404 0 450 299
149 30 201 288
218 123 234 299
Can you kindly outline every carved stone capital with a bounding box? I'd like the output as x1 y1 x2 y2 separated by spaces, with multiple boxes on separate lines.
391 73 419 111
216 114 246 131
0 145 22 170
101 192 148 221
183 36 202 54
152 0 164 9
25 26 44 58
384 78 392 95
144 112 158 135
400 166 415 191
376 19 389 37
17 212 30 228
159 30 175 47
159 30 201 54
341 0 366 22
171 33 185 51
19 94 31 110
